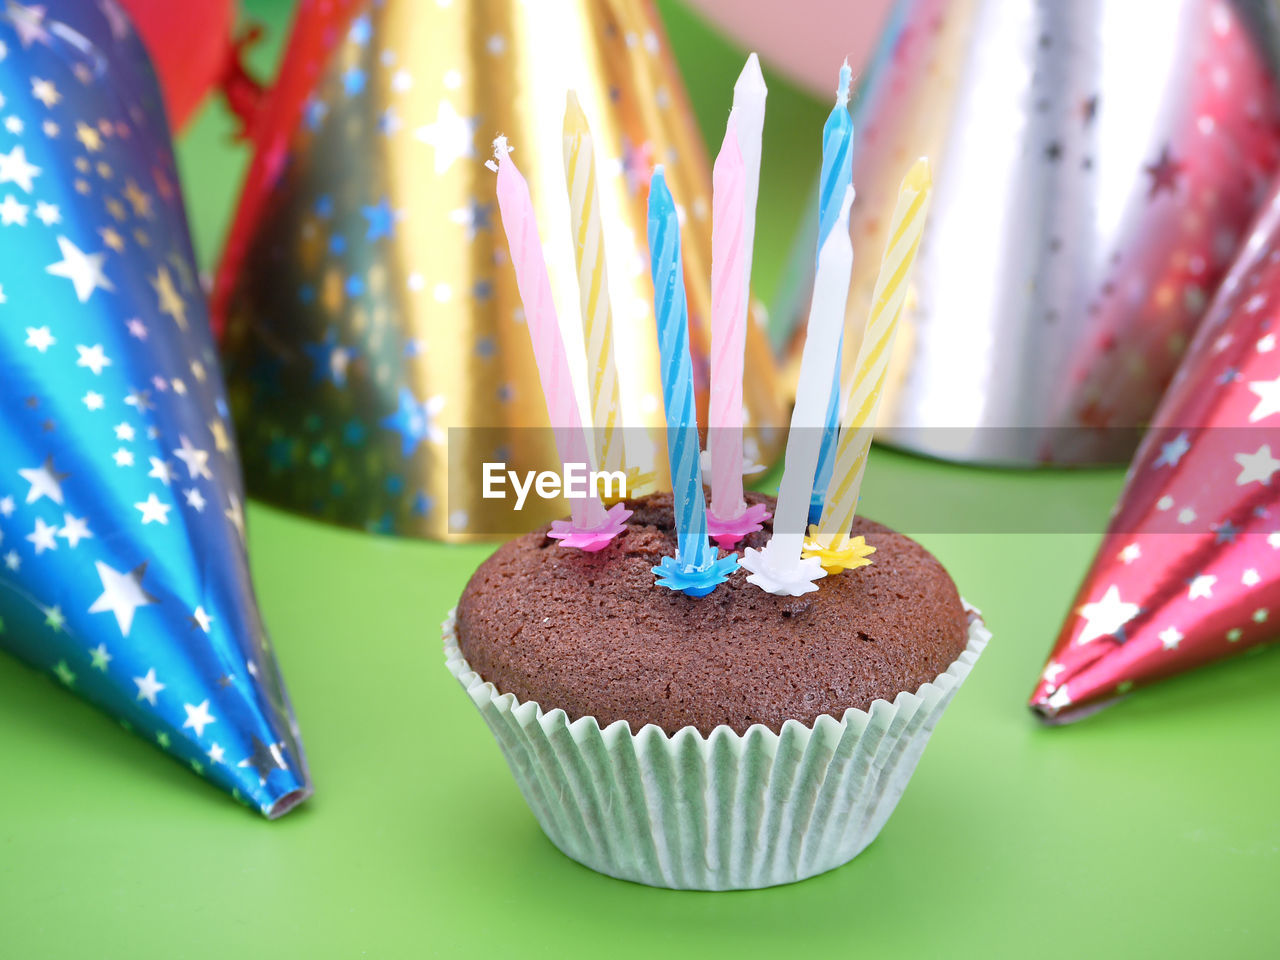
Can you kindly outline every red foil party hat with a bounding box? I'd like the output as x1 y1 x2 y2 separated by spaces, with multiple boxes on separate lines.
1031 183 1280 721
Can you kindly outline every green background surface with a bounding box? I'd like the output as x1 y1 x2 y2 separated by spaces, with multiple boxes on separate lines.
3 2 1279 957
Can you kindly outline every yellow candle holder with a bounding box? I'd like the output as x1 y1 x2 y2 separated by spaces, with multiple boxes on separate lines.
801 528 876 576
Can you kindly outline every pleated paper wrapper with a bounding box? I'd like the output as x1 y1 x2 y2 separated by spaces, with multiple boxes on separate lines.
443 605 989 890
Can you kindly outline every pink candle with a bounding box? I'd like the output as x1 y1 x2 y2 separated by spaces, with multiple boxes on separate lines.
492 138 628 548
705 122 769 547
709 125 747 516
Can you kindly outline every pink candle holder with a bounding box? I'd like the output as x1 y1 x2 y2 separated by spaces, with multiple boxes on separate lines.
705 500 771 549
547 502 632 552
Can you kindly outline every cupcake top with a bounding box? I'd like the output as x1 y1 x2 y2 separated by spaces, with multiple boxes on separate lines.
454 491 969 735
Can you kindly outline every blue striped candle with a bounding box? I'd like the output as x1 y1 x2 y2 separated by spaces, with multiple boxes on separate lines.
647 168 738 596
809 62 854 523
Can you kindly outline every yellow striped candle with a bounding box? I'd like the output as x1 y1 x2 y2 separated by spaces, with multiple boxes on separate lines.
813 159 932 548
562 91 623 475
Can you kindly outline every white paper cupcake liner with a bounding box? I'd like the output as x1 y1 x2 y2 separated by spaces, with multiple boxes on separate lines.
443 602 989 890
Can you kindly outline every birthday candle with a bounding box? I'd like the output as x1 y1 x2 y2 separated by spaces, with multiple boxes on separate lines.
704 59 773 549
732 53 766 315
740 187 855 596
707 123 748 519
562 91 623 475
809 62 855 522
491 138 629 550
815 159 932 547
648 168 738 596
817 62 855 249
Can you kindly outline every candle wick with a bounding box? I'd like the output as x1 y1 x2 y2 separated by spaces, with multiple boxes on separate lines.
487 135 513 171
837 60 851 107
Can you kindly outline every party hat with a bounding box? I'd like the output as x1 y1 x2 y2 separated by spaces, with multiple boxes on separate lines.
212 0 787 541
778 0 1280 465
0 1 310 816
116 0 237 130
1031 183 1280 721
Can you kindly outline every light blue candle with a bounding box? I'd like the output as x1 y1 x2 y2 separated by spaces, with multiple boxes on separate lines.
810 62 854 524
648 168 738 597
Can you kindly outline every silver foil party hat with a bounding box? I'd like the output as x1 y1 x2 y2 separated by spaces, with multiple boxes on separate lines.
778 0 1280 465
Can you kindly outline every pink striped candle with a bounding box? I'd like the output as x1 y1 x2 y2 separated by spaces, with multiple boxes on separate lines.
491 137 629 550
705 120 769 548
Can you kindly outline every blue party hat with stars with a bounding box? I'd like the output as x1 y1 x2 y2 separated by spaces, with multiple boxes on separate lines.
0 1 311 817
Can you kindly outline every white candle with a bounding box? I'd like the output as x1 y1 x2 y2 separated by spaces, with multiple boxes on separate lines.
740 186 855 596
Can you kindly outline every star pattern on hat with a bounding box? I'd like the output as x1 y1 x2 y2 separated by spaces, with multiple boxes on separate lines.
1038 185 1280 716
215 0 706 543
1076 584 1140 645
1035 4 1280 437
0 2 308 813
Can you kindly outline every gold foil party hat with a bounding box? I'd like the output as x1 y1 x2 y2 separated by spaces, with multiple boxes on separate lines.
215 0 786 540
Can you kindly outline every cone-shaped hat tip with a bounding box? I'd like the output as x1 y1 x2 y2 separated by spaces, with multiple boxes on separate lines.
266 785 313 819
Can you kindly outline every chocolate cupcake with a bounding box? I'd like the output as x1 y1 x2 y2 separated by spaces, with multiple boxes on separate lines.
445 492 989 889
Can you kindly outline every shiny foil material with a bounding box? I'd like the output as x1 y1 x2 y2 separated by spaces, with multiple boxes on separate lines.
1030 185 1280 721
780 0 1280 464
213 0 786 540
0 2 310 816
